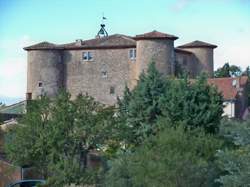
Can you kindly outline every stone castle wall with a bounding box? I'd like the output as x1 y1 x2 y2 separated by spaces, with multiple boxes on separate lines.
175 52 198 78
27 50 63 99
63 48 135 105
179 48 214 77
135 39 174 79
26 39 215 105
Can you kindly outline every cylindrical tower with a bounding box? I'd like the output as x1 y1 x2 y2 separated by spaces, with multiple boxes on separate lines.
26 49 63 99
134 31 178 79
178 40 217 77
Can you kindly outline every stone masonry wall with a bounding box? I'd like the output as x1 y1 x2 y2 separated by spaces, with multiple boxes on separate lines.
27 50 63 99
135 39 174 79
64 48 135 105
179 48 214 77
175 52 198 78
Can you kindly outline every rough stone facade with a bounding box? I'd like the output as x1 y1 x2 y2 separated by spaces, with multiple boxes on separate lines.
24 31 217 105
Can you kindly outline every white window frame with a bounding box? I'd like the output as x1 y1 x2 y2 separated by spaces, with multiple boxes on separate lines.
82 51 93 61
129 48 136 60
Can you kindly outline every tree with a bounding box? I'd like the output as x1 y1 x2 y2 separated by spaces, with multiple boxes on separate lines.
105 125 223 187
160 74 224 134
216 119 250 186
5 91 114 186
214 63 242 78
0 102 5 124
118 63 224 149
117 62 166 146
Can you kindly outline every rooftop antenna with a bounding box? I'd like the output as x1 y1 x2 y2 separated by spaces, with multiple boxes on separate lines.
96 13 108 38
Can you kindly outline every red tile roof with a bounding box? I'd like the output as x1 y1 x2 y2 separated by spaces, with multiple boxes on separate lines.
24 31 179 50
178 40 217 49
24 34 136 50
208 76 248 100
134 30 178 40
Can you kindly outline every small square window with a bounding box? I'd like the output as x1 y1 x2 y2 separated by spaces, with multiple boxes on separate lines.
82 51 93 61
110 86 115 95
38 82 43 87
129 49 136 60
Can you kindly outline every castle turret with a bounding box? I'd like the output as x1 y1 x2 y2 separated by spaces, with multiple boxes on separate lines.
24 42 63 99
178 40 217 77
134 31 178 79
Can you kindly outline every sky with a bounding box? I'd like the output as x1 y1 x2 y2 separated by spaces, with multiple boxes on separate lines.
0 0 249 105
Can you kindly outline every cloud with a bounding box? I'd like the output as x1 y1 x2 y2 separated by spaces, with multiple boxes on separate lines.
215 39 250 70
0 35 35 100
170 0 196 12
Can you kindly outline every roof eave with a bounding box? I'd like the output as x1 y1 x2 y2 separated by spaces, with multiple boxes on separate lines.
133 36 179 41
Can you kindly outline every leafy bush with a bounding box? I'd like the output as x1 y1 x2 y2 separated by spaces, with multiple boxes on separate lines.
105 125 223 187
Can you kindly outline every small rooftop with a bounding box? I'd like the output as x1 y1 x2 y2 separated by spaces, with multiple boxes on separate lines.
134 30 178 40
0 101 26 115
178 40 217 49
208 76 248 100
24 30 179 50
24 34 136 50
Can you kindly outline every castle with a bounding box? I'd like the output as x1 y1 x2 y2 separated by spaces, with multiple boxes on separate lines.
24 30 217 105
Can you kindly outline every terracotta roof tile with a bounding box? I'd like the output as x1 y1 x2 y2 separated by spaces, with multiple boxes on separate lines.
24 34 136 50
24 41 58 50
178 40 217 49
134 30 178 40
208 76 248 100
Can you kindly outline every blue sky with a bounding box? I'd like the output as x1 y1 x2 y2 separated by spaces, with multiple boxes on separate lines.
0 0 250 105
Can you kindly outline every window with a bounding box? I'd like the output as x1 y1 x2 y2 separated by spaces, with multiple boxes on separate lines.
38 82 43 87
101 71 107 78
82 51 93 61
129 49 136 60
110 86 115 95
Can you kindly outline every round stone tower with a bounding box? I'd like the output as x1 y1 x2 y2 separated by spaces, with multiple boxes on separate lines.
134 31 178 79
24 42 63 99
178 40 217 77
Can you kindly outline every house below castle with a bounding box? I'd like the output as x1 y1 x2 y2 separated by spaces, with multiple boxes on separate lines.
24 30 217 105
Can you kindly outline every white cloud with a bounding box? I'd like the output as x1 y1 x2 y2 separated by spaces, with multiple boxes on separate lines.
215 39 250 70
0 35 35 99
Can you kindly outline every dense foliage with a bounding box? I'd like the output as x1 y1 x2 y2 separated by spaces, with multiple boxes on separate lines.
118 63 223 148
216 119 250 186
214 63 242 78
5 92 114 186
4 62 250 186
105 125 223 187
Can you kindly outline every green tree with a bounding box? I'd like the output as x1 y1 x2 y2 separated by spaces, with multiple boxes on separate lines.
105 125 223 187
214 63 242 78
118 62 166 146
118 63 224 149
5 91 114 186
160 75 224 133
216 119 250 186
0 102 5 124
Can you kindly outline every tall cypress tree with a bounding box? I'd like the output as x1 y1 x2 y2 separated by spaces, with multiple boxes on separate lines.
118 62 166 145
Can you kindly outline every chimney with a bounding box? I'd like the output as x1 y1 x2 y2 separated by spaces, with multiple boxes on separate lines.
75 39 83 46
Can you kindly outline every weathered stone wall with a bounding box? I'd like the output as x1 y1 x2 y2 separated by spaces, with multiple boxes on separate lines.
175 52 198 78
63 48 134 105
27 50 63 99
179 48 214 77
135 39 174 79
